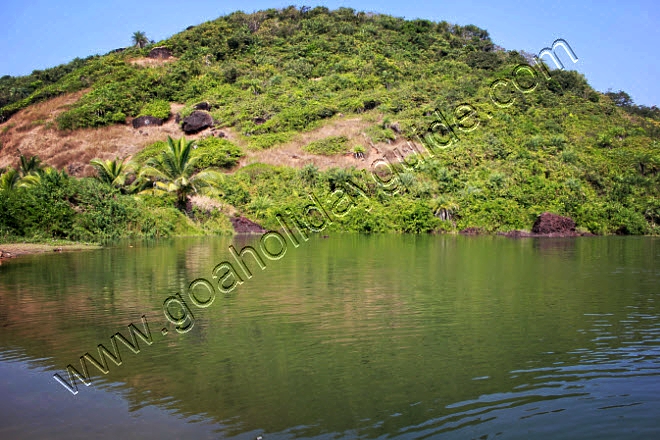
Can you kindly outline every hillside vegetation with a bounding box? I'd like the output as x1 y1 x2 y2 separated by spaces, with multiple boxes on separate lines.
1 6 659 241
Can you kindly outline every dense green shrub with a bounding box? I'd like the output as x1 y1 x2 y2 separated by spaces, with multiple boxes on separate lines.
138 99 171 119
298 163 319 186
191 137 244 170
56 67 165 129
69 179 139 242
465 51 502 70
275 102 338 132
0 166 231 242
246 132 296 149
134 140 167 163
303 136 349 155
365 125 396 143
396 202 441 233
0 173 75 239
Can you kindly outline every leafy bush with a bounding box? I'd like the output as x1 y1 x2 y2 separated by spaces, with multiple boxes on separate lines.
57 104 126 130
275 102 338 131
56 67 164 129
191 137 244 169
69 179 139 242
246 132 295 149
397 202 440 233
597 133 613 148
134 140 167 164
524 135 545 150
548 70 590 96
303 136 349 155
465 51 502 70
298 163 319 185
138 99 171 119
0 173 75 239
365 125 396 143
547 135 567 149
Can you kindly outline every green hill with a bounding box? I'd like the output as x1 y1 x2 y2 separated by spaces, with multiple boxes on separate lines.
1 6 659 241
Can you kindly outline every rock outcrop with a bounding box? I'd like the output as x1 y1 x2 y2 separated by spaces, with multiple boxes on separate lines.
209 127 225 138
532 212 576 234
459 227 483 235
148 47 172 59
132 115 164 128
181 111 214 134
193 102 211 111
230 216 267 234
501 212 587 238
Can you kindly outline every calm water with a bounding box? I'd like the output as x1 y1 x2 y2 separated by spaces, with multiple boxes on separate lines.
0 235 658 439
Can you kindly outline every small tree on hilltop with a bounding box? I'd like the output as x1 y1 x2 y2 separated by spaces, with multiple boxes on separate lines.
132 31 149 49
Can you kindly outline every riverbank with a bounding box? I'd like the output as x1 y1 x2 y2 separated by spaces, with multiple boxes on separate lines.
0 242 102 261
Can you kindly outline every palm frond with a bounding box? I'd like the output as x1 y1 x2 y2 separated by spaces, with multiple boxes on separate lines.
19 154 42 177
90 158 129 188
0 167 21 191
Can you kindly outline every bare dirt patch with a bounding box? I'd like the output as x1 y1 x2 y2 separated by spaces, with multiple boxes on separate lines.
0 98 422 177
128 57 177 67
240 116 423 171
0 97 208 176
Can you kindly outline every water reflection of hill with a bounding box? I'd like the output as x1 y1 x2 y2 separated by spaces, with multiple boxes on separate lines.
1 236 658 438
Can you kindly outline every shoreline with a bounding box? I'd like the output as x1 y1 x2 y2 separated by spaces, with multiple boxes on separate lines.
1 231 656 261
0 243 102 261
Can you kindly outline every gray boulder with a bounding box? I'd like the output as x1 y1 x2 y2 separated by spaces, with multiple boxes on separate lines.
181 111 214 134
132 116 163 129
193 102 211 111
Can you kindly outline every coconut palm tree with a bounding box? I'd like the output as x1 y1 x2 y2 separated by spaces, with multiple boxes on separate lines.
429 196 458 222
18 154 43 177
90 158 129 189
125 163 155 195
0 167 20 191
19 167 69 188
140 136 223 211
132 31 149 49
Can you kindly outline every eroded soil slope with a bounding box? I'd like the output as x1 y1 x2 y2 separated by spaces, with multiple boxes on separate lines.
0 93 418 176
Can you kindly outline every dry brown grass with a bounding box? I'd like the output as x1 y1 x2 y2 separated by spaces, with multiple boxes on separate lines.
128 57 177 67
0 96 211 176
0 95 423 177
240 115 425 170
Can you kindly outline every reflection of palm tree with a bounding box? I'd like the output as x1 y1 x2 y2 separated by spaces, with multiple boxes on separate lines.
140 136 223 211
90 158 129 189
132 31 149 49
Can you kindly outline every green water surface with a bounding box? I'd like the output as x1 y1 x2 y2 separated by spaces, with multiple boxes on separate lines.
0 235 658 439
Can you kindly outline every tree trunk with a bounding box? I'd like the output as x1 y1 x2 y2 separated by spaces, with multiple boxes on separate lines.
177 195 193 216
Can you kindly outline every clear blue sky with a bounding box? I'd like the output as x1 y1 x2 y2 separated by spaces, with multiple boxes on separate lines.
2 0 658 106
